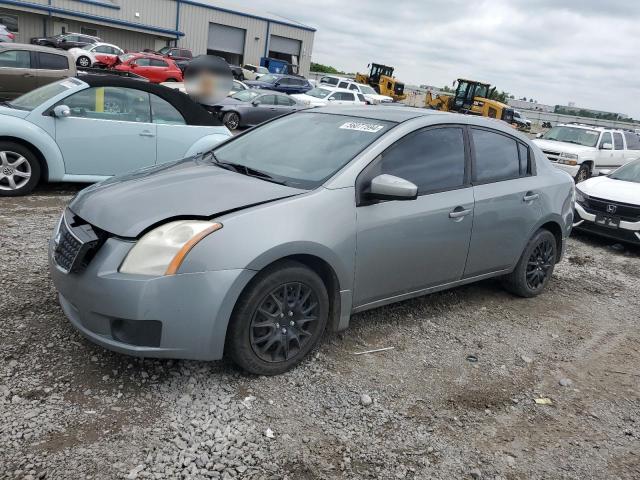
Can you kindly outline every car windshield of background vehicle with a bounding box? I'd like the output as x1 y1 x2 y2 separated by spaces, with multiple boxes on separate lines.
213 112 395 189
305 87 332 99
258 74 278 83
542 126 600 147
8 80 77 111
359 85 377 95
232 90 261 102
609 160 640 183
157 47 171 55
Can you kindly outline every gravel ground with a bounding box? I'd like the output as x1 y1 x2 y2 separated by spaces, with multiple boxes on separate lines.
1 184 639 480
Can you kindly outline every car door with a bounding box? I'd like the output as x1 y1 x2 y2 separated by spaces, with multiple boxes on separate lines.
611 132 626 168
130 57 154 80
273 77 291 93
275 94 299 114
251 94 279 123
327 92 345 105
54 86 157 176
623 133 640 162
464 127 541 277
595 132 616 169
35 51 72 87
354 126 474 306
0 49 37 99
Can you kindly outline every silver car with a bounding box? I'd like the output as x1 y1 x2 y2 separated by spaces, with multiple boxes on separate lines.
49 107 575 375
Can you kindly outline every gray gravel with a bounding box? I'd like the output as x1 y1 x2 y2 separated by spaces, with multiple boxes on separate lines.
1 184 639 479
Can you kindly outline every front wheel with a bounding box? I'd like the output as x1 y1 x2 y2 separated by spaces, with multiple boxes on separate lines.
222 111 240 130
0 142 41 196
77 56 91 68
227 261 329 375
502 229 557 298
575 164 590 183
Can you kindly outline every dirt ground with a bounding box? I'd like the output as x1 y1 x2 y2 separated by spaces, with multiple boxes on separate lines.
1 184 639 480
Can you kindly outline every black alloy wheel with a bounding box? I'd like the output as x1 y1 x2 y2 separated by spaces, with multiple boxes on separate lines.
525 237 555 290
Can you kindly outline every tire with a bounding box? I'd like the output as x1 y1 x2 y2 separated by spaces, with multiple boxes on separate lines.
77 56 91 68
502 229 557 298
575 163 590 183
164 78 178 82
227 260 329 375
222 111 240 130
0 141 41 197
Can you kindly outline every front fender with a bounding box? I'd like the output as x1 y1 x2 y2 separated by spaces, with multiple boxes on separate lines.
0 116 65 181
184 132 232 158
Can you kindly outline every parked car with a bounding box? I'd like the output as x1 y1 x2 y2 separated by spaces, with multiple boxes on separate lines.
332 78 393 104
0 43 75 100
209 89 303 130
153 46 192 72
513 111 531 131
241 64 269 80
229 64 244 80
68 42 124 68
291 86 367 107
245 74 312 94
114 53 183 83
573 159 640 245
31 33 101 50
47 106 574 375
318 75 341 87
533 123 640 182
0 75 231 196
160 79 248 96
0 24 15 43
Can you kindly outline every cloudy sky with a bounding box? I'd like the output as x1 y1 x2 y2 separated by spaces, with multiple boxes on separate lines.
222 0 640 118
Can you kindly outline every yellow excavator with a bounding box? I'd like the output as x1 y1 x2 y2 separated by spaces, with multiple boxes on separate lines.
355 63 406 102
425 79 515 125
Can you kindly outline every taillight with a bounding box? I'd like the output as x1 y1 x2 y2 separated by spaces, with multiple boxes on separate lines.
8 33 15 40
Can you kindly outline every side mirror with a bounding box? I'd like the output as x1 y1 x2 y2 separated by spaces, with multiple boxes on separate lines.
251 100 260 106
599 169 612 176
52 105 71 118
535 133 543 138
328 97 336 101
367 174 418 201
600 142 613 150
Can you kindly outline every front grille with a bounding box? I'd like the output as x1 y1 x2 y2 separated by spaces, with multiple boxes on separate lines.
582 196 640 222
53 209 104 273
542 150 561 163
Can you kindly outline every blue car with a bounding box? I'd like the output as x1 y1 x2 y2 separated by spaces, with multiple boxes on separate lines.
0 75 231 196
244 74 312 94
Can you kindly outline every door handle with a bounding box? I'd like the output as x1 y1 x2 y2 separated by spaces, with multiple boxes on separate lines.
449 208 471 219
523 192 539 202
139 131 155 137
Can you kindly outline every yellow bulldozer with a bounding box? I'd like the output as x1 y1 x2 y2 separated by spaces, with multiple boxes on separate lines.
425 79 515 125
355 63 406 102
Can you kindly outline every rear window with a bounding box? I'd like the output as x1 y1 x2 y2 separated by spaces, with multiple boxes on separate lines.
472 128 520 183
37 52 69 70
0 49 30 68
624 133 640 150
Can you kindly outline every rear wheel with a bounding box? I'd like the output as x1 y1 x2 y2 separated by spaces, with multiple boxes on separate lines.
502 229 557 298
227 261 329 375
223 111 240 130
575 163 590 183
77 56 91 68
0 142 41 197
164 78 178 82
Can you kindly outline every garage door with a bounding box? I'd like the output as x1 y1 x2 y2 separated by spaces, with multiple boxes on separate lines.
269 35 301 56
208 23 246 55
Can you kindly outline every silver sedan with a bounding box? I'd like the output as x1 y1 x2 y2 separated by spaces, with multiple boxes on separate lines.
49 106 574 375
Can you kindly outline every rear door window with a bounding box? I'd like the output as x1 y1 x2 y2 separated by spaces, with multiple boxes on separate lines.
150 93 185 125
259 95 277 105
37 52 68 70
379 127 467 194
472 128 520 183
150 59 168 67
276 95 296 106
613 132 624 150
623 133 640 150
0 50 31 68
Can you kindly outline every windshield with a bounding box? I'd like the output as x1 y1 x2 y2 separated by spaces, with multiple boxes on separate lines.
542 126 600 147
213 112 394 189
258 74 278 84
257 67 269 74
609 160 640 183
232 90 261 102
305 87 331 99
359 85 376 95
157 46 171 55
8 79 78 111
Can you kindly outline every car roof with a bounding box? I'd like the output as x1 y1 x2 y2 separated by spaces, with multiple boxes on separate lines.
309 105 449 122
79 74 223 127
0 42 70 54
557 123 623 132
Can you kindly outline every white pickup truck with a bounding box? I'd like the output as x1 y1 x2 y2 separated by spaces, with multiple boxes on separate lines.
533 123 640 182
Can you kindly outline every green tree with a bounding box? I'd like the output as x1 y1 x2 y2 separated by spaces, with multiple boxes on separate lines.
310 62 340 74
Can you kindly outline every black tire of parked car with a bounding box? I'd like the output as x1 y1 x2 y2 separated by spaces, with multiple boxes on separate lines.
226 260 329 375
0 141 41 197
222 111 240 130
502 229 557 298
575 163 590 183
77 56 91 68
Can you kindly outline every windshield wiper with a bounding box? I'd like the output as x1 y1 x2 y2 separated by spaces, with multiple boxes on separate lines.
0 101 14 109
210 154 287 185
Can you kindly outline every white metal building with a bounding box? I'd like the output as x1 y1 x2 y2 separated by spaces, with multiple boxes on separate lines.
0 0 316 75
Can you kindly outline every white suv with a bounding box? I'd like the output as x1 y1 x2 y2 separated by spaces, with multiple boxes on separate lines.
533 123 640 182
332 78 393 104
291 86 366 107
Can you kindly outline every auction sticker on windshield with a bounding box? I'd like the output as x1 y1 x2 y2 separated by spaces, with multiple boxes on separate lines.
339 122 385 133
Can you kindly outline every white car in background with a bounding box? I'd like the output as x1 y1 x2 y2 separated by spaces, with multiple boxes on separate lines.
241 64 269 80
574 159 640 245
533 123 640 182
161 79 249 96
291 86 366 107
335 79 393 104
68 42 124 68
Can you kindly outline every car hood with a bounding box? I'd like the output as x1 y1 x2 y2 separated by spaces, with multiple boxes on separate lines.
533 139 596 156
69 156 306 237
364 93 393 102
0 106 30 119
577 175 640 205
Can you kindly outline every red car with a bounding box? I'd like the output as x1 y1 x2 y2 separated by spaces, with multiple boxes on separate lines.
113 53 183 83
